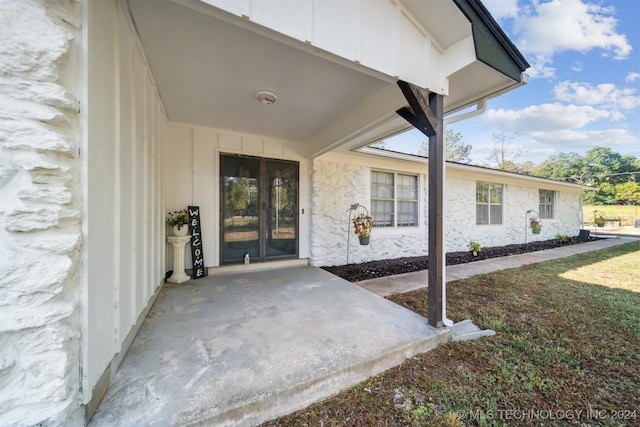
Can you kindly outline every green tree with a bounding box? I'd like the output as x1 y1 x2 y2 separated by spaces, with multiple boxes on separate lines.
418 129 472 163
533 152 585 182
583 146 634 186
615 182 640 205
534 147 640 205
584 182 617 205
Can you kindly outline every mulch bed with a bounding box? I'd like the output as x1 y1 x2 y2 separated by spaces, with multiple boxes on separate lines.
322 236 597 282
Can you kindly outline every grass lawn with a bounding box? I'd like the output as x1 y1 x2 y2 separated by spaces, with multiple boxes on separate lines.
263 241 640 426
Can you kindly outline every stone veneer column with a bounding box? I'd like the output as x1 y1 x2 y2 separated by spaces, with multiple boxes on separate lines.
0 0 83 425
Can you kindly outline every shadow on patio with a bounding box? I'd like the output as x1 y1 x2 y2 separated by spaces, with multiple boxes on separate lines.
89 265 450 426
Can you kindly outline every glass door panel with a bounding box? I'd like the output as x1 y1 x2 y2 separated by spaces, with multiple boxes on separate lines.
221 156 260 263
221 155 299 264
266 160 298 258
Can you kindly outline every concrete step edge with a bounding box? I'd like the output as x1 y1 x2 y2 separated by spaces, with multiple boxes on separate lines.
187 328 452 426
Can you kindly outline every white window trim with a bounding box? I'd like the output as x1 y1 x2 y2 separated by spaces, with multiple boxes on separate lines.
476 181 504 226
371 170 420 229
539 189 556 220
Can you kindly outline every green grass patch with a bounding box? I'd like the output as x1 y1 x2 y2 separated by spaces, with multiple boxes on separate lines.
263 242 640 426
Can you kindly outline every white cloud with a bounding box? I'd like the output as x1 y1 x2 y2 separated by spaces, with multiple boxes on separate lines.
512 0 632 78
479 103 639 161
626 72 640 82
570 62 583 72
524 59 556 79
484 103 623 133
527 128 636 145
481 0 519 19
469 130 636 164
553 81 640 110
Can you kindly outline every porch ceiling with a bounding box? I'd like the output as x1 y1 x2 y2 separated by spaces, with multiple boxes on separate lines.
127 0 527 156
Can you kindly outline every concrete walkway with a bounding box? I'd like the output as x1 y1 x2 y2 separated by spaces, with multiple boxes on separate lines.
89 266 449 427
357 236 639 297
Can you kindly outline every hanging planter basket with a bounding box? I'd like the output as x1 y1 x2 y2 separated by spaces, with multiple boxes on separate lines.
532 228 541 235
346 203 373 265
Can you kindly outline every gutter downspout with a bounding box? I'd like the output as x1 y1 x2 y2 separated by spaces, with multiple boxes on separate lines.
440 99 487 327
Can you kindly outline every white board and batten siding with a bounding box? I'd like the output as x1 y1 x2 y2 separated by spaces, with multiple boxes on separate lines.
201 0 449 94
166 123 312 270
83 0 168 402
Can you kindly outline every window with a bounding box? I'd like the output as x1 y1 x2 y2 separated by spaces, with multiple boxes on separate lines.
476 183 503 225
539 189 555 219
371 171 418 227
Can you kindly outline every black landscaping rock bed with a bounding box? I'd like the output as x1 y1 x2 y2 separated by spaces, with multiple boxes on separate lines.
321 236 599 282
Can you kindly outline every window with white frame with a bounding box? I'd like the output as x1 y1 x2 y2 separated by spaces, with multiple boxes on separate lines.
476 182 503 225
371 171 418 227
539 189 555 219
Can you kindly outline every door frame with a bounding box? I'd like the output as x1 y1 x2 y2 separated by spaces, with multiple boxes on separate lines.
219 153 299 264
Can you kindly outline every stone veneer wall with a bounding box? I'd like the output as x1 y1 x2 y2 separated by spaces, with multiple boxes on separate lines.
0 0 83 425
311 158 428 266
444 176 582 250
310 157 582 267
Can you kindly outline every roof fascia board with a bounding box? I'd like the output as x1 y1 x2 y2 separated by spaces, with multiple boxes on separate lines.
452 0 530 81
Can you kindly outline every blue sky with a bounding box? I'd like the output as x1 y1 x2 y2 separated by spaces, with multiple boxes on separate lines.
384 0 640 165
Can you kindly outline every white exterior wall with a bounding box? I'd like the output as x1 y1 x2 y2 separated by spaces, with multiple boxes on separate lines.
82 0 168 414
166 123 311 269
0 0 168 424
0 1 84 425
310 158 428 266
311 155 583 267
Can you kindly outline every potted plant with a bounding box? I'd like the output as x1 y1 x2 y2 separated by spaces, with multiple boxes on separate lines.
529 217 542 234
468 241 482 256
167 209 189 236
352 213 373 245
594 210 605 227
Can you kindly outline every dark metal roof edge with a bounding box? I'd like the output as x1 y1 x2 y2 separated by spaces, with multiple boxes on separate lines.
452 0 530 73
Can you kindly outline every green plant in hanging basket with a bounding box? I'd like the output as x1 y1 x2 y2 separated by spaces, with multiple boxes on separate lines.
353 214 373 245
529 216 542 234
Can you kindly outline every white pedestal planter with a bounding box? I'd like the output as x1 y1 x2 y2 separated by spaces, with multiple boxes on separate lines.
172 224 189 236
167 235 192 283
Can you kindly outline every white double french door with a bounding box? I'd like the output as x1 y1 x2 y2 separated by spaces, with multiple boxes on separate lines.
220 154 299 264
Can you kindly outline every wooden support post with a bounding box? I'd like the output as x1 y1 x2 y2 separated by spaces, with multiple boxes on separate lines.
426 92 444 328
396 81 443 328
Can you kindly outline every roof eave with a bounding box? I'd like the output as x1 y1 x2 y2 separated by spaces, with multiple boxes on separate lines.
452 0 530 81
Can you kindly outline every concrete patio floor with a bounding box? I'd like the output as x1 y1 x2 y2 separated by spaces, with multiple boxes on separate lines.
89 265 449 426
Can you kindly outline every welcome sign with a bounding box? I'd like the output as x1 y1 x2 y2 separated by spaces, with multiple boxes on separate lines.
188 206 207 279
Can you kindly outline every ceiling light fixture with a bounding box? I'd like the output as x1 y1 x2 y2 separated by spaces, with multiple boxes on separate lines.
256 90 278 105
